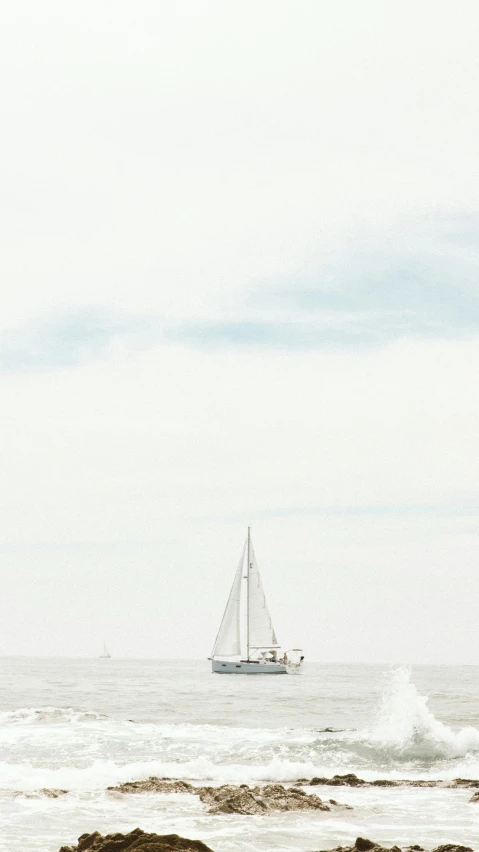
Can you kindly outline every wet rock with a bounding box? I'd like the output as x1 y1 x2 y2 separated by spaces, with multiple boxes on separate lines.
58 827 214 852
305 774 479 789
326 774 367 787
197 784 267 815
14 788 68 798
317 727 345 733
107 777 194 795
309 774 368 787
108 778 350 815
197 782 334 814
309 840 472 852
309 839 401 852
329 797 352 809
432 847 473 852
453 778 479 789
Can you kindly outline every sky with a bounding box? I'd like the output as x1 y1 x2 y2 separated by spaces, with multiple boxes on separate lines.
1 0 479 663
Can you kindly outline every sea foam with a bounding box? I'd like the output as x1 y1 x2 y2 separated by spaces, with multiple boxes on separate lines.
362 666 479 761
0 756 325 791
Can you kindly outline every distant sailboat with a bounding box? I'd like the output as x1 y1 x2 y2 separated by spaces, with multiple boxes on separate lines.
99 641 111 659
209 527 304 674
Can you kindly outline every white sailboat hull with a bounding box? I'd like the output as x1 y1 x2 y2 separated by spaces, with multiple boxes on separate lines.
211 659 289 674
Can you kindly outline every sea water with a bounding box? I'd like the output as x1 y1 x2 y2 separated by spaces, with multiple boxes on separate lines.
1 659 479 851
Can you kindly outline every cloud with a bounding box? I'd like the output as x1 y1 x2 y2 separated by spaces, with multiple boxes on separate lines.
1 1 479 339
3 213 477 372
250 215 479 345
4 214 479 371
0 310 134 372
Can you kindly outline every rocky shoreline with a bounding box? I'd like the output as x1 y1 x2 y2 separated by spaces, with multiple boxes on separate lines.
19 772 479 798
303 773 479 791
58 831 474 852
106 778 351 814
19 776 479 852
106 771 479 806
19 772 479 813
20 773 479 808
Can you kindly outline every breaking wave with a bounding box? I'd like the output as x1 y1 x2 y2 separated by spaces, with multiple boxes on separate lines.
0 756 326 791
0 707 109 725
359 667 479 762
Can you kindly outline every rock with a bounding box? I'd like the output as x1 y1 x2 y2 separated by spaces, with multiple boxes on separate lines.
454 778 479 789
14 788 68 798
305 775 479 789
469 791 479 802
197 785 267 815
432 847 473 852
318 727 345 733
326 774 367 787
107 778 194 795
58 827 214 852
309 839 395 852
197 782 333 814
327 798 352 810
108 777 349 815
308 841 473 852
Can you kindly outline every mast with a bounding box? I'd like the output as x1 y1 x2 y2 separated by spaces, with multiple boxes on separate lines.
246 526 250 660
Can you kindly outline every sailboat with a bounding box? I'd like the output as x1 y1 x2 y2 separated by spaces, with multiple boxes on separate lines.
209 527 304 674
99 641 111 659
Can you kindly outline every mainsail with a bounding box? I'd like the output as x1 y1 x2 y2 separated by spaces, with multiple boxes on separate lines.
211 544 245 657
99 641 111 658
247 540 279 650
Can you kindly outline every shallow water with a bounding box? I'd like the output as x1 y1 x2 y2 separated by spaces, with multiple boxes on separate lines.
1 659 478 851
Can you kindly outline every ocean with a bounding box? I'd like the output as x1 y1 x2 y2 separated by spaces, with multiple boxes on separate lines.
1 659 479 851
